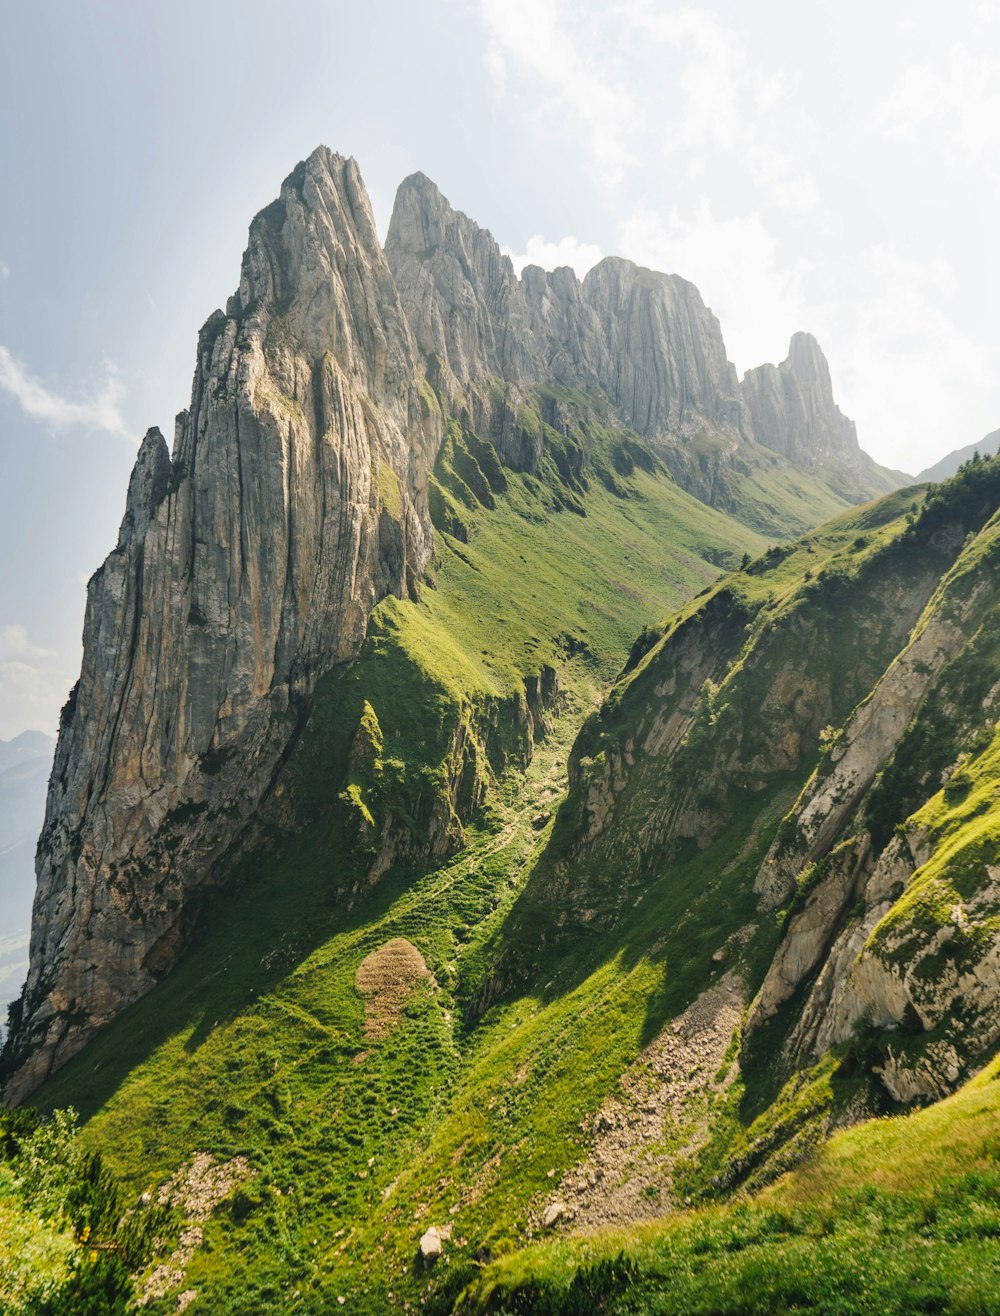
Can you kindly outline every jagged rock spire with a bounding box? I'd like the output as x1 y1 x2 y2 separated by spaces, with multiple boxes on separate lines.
4 146 440 1102
741 332 859 465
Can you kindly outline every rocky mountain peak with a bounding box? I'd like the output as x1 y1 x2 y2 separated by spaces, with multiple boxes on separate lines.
580 257 746 438
229 146 415 421
117 427 171 547
741 331 859 465
386 171 530 385
3 147 440 1103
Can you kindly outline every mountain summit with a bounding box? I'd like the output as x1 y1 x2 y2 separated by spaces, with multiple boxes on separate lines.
5 147 1000 1316
4 148 899 1102
4 147 441 1099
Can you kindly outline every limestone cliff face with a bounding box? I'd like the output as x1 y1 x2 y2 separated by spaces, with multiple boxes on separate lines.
581 259 747 441
741 333 858 466
387 173 744 441
6 147 439 1101
386 175 900 518
741 334 903 502
385 172 542 388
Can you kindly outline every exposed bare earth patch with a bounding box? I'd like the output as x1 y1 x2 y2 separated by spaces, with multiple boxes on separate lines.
355 937 432 1039
139 1154 252 1307
546 972 746 1231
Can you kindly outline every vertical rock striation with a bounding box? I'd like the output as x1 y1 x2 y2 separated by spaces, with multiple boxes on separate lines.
741 333 902 500
386 174 899 512
386 173 745 442
5 147 440 1101
741 332 859 467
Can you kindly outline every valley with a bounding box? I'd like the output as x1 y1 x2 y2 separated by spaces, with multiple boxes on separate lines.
1 148 997 1316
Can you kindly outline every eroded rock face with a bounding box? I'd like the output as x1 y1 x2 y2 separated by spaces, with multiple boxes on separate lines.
6 147 440 1101
746 509 1000 1101
386 174 901 516
385 172 542 388
742 333 858 466
387 175 745 441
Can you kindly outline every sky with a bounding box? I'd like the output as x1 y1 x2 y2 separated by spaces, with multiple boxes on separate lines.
1 0 999 739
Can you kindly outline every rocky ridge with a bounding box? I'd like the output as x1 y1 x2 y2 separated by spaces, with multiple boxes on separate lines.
5 147 899 1101
748 496 1000 1101
5 148 440 1100
386 173 896 512
499 458 1000 1125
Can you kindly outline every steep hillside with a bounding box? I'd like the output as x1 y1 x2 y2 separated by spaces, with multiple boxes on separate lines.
4 146 891 1103
916 428 1000 483
459 1052 1000 1314
14 410 769 1312
14 465 996 1314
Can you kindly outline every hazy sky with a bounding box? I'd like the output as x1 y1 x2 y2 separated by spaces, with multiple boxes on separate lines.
1 0 999 738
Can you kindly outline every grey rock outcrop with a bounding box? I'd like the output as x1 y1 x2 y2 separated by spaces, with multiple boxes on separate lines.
5 147 440 1101
387 175 901 517
385 172 541 388
741 333 858 466
741 333 905 502
386 173 745 443
747 504 1000 1100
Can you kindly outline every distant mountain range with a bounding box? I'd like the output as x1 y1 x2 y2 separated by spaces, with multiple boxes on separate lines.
0 730 53 1034
916 428 1000 483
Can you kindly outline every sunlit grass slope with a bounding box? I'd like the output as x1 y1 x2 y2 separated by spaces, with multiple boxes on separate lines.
31 424 769 1312
460 1054 1000 1315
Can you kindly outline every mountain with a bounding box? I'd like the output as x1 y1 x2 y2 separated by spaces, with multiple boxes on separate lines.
10 147 993 1314
2 147 897 1104
457 457 1000 1312
0 731 54 1036
15 459 997 1314
386 171 902 536
916 427 1000 483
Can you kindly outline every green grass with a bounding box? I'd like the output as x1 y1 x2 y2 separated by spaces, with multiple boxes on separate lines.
28 414 770 1311
22 431 998 1312
460 1054 1000 1314
0 1188 75 1312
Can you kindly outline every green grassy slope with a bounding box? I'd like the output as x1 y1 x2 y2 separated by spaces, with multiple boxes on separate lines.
656 429 861 539
21 429 992 1313
28 418 769 1312
458 1052 1000 1314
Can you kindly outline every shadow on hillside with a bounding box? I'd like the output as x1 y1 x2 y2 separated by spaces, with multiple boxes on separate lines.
30 806 461 1120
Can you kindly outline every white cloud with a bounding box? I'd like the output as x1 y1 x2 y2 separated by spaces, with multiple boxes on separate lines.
0 260 9 281
814 245 994 474
480 0 641 187
0 625 72 740
876 44 1000 158
617 202 811 374
479 1 824 220
619 4 749 155
502 234 603 277
0 626 55 663
0 346 130 437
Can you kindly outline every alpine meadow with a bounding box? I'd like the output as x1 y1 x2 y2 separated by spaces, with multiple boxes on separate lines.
1 125 999 1316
